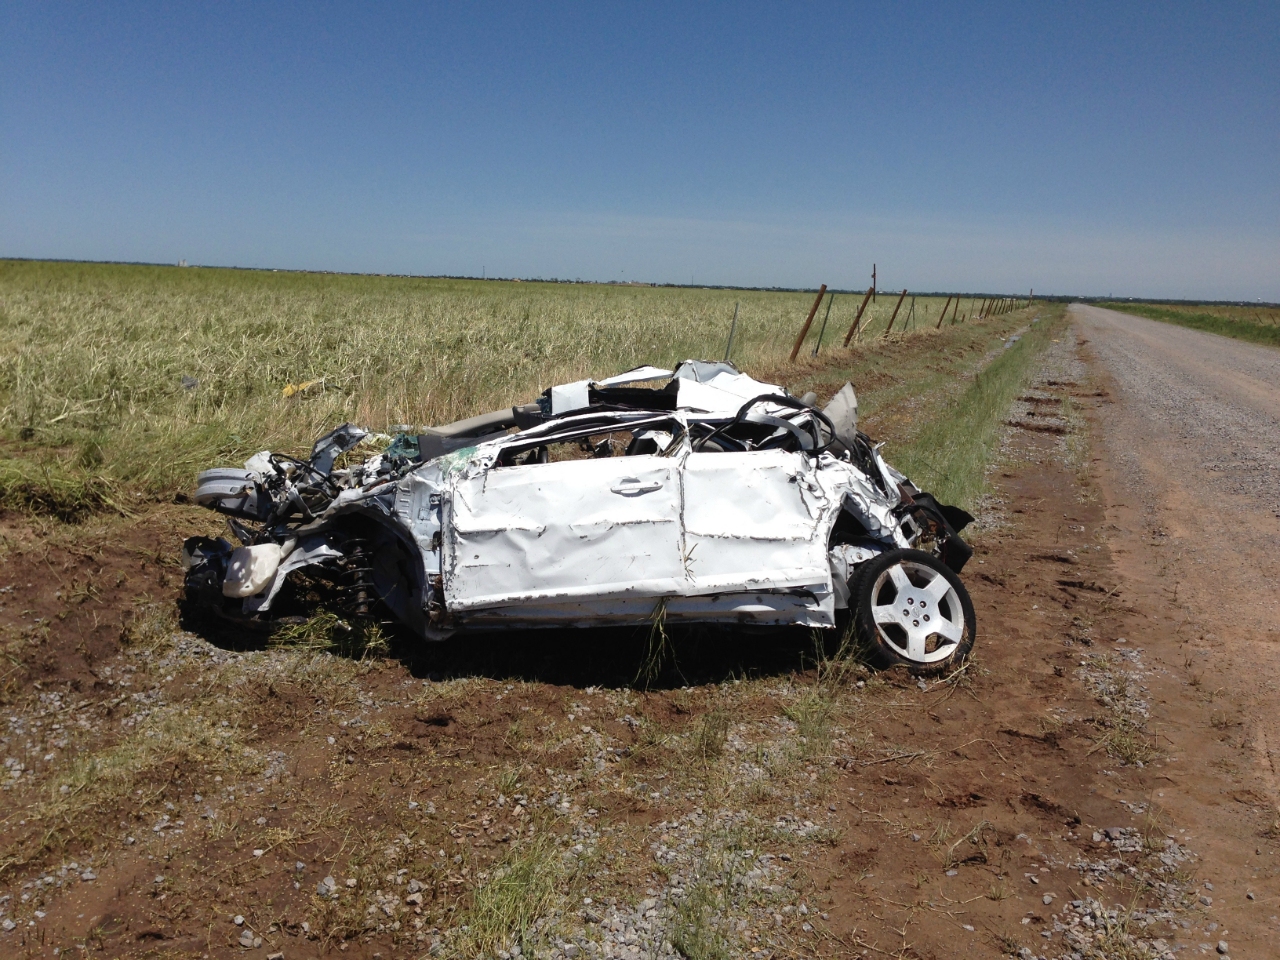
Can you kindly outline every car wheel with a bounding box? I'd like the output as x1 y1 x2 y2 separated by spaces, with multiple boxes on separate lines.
851 548 975 675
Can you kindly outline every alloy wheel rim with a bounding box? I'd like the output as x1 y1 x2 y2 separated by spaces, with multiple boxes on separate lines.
870 560 965 663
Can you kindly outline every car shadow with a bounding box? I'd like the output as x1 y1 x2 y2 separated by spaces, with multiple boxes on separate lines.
181 599 846 689
395 622 842 689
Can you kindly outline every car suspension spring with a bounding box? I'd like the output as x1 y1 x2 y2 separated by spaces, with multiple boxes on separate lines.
343 539 375 618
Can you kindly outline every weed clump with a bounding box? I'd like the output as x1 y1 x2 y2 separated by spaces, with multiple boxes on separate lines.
671 874 733 960
460 832 562 956
635 599 675 689
269 611 390 660
119 600 179 654
0 459 119 522
689 707 731 764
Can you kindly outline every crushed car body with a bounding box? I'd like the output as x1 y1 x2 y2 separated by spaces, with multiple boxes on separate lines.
183 361 978 673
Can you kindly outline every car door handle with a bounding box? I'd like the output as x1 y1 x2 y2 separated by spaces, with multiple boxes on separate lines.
611 477 662 496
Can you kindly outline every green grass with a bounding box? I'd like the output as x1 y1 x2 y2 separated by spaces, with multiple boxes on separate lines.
460 831 563 955
1099 301 1280 349
0 458 121 521
893 313 1065 507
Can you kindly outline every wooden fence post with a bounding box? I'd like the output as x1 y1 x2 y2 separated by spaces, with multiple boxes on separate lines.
789 285 828 362
882 289 908 336
843 286 875 345
811 292 836 357
950 296 961 324
935 295 953 329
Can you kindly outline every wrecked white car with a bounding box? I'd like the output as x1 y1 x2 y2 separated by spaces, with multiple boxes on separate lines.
182 361 977 673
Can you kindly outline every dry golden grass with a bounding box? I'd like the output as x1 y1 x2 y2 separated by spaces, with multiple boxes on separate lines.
1 260 1002 501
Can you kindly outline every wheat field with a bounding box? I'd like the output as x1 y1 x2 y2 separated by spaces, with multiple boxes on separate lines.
0 259 1016 504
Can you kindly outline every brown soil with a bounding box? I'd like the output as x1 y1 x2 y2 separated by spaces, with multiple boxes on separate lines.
808 332 1280 956
1 322 1276 959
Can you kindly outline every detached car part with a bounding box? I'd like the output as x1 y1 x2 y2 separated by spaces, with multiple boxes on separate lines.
183 361 977 674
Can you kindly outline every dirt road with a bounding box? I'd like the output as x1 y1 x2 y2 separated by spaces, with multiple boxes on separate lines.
1075 303 1280 782
1075 303 1280 949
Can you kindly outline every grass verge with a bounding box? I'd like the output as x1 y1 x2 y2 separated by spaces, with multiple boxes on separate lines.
1099 301 1280 349
892 312 1065 509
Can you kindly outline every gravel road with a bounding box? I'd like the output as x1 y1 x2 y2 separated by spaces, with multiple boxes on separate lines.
1073 303 1280 805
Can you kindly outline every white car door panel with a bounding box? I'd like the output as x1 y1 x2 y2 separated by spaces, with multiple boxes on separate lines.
681 450 832 594
444 456 684 611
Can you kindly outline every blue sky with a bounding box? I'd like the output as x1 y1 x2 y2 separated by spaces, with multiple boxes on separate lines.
2 2 1277 298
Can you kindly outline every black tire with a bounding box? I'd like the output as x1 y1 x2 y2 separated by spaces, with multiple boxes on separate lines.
850 548 975 676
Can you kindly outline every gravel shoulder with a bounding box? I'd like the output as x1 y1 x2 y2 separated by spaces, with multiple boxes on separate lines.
1074 303 1280 956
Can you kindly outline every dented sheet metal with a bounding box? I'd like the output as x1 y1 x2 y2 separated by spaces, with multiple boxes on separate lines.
182 358 974 648
446 456 685 610
444 446 838 623
681 449 831 593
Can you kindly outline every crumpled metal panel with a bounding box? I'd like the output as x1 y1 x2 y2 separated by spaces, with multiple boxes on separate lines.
397 470 444 576
445 456 685 610
822 382 858 438
828 541 887 609
551 361 787 418
550 379 591 415
681 449 832 593
673 371 786 415
811 455 906 545
595 365 673 386
444 443 847 624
